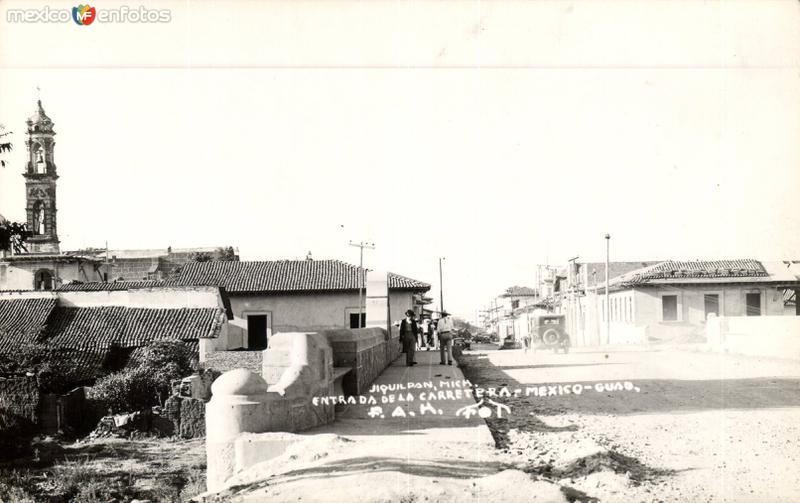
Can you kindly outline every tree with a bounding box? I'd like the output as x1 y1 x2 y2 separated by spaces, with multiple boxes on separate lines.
216 246 237 261
0 221 32 253
453 317 483 335
189 251 213 262
189 247 236 263
0 123 11 168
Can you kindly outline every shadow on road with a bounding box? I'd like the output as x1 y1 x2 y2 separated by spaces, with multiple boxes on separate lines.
282 456 509 481
460 352 800 416
491 362 626 372
458 350 800 450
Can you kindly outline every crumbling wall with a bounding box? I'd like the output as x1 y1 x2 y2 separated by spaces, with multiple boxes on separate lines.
164 395 206 439
204 350 263 375
0 376 40 433
0 376 40 458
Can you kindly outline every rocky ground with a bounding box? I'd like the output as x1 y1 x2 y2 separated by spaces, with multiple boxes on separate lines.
459 344 800 502
0 436 206 502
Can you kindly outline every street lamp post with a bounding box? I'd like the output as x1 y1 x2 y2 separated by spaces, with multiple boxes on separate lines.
605 233 610 345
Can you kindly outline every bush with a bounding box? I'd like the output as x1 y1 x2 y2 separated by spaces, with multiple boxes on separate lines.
89 339 198 414
89 366 159 414
133 340 196 383
0 469 38 503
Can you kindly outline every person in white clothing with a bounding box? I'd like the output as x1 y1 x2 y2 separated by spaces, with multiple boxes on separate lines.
437 311 455 365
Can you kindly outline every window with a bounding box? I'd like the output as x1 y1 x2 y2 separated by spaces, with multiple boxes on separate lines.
34 270 53 291
511 300 520 309
349 312 366 328
32 201 46 235
662 295 678 321
704 294 720 318
247 314 269 350
746 293 761 316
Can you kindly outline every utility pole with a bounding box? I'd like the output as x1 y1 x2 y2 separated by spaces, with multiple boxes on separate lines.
568 256 579 342
105 240 110 282
605 233 611 345
349 240 375 327
438 257 445 315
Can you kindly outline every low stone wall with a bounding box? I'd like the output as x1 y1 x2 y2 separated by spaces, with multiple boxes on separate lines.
203 327 398 395
323 327 393 396
206 332 336 492
387 326 401 365
707 315 800 360
203 350 264 375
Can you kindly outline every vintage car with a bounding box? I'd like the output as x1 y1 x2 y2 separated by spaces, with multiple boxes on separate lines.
530 314 570 353
453 336 471 351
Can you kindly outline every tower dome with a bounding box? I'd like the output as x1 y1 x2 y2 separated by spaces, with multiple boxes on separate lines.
26 100 53 132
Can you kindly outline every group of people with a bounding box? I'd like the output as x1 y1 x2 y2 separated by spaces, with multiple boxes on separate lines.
399 310 455 367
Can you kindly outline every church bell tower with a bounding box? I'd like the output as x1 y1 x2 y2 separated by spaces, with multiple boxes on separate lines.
23 100 60 254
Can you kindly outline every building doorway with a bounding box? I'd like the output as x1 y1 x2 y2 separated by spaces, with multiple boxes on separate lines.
247 314 270 350
704 294 720 319
745 292 762 316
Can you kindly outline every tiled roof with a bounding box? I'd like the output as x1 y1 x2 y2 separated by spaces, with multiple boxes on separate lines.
0 297 57 351
56 280 178 292
613 259 770 286
56 349 111 382
42 306 225 350
3 254 102 263
175 260 430 293
0 297 224 381
578 261 662 288
500 286 538 297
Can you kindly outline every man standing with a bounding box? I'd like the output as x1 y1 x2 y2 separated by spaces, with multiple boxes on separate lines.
399 310 419 366
437 311 455 365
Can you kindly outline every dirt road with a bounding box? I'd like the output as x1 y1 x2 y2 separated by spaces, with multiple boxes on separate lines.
459 344 800 502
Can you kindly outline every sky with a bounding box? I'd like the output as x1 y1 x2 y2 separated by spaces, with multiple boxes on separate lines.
1 0 799 322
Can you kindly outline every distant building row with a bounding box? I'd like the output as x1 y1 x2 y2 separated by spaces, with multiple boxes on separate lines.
484 258 800 346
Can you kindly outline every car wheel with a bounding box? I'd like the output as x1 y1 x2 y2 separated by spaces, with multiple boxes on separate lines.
542 329 560 345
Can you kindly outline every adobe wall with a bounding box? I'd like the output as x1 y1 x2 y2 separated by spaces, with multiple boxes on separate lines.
109 257 159 281
220 290 415 350
0 376 40 433
0 260 105 290
707 315 800 360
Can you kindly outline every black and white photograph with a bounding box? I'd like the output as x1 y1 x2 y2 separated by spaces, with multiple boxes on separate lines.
1 1 799 501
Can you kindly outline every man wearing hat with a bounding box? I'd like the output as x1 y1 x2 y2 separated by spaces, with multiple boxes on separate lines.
399 309 419 367
437 311 455 365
